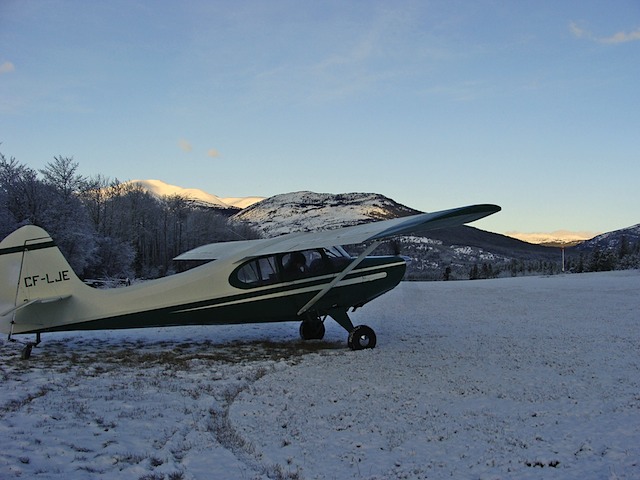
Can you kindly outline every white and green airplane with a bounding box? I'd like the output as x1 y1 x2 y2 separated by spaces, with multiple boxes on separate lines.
0 203 500 359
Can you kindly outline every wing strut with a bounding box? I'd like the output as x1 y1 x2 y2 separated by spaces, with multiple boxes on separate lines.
297 240 382 316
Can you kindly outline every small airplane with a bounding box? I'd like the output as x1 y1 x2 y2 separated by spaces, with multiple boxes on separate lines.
0 203 500 359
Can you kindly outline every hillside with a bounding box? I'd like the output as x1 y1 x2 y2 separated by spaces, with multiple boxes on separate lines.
232 191 419 237
572 223 640 252
505 231 596 247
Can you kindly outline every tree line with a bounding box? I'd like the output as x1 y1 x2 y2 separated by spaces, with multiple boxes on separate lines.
565 241 640 274
0 153 258 280
466 242 640 280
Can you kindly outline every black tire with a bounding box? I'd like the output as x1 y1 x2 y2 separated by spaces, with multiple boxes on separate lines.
299 319 325 340
348 325 377 350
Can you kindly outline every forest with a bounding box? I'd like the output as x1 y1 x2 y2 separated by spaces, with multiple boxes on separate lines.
0 153 258 280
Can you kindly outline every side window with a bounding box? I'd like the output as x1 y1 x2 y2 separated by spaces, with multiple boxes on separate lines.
232 248 351 288
322 247 351 272
282 249 326 279
306 250 326 274
257 257 278 282
237 261 260 284
233 256 279 288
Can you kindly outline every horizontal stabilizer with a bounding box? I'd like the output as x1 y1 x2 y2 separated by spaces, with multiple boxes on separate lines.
1 295 71 318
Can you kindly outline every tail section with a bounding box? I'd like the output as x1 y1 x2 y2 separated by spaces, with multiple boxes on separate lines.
0 225 83 335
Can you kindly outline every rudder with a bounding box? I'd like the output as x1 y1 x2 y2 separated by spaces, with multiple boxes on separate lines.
0 225 83 334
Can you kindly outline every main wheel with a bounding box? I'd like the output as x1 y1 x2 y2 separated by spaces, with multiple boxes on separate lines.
299 319 325 340
348 325 376 350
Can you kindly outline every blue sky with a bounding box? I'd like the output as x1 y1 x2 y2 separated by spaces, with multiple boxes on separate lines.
1 1 639 235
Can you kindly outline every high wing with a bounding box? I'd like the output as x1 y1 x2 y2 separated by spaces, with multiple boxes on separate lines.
175 203 501 262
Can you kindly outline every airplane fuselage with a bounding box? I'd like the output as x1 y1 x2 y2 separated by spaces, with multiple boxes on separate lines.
13 252 406 334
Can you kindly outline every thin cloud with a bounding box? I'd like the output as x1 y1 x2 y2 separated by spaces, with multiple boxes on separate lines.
569 22 589 39
570 22 640 44
599 28 640 44
0 61 15 74
178 139 193 153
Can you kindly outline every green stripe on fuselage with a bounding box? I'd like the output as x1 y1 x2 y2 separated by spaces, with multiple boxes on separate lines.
42 258 406 333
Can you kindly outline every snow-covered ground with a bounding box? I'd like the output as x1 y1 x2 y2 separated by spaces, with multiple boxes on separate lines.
1 271 639 479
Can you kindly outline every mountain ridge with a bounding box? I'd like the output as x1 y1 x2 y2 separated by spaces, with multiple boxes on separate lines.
129 179 264 210
505 230 598 247
572 223 640 252
129 179 638 278
131 179 605 246
232 190 420 237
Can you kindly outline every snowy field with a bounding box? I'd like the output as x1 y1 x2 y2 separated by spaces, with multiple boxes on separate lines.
1 271 639 479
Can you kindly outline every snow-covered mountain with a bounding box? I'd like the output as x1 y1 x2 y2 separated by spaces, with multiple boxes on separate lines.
573 223 640 252
505 230 598 247
129 179 264 210
231 191 419 237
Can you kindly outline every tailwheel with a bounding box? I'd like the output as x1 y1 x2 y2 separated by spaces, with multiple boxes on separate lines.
348 325 377 350
17 333 41 360
299 316 326 340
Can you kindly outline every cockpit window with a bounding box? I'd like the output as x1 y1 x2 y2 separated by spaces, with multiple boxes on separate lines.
231 247 351 289
281 250 322 280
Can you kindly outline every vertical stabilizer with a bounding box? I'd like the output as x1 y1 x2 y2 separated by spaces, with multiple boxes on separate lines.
0 225 83 334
